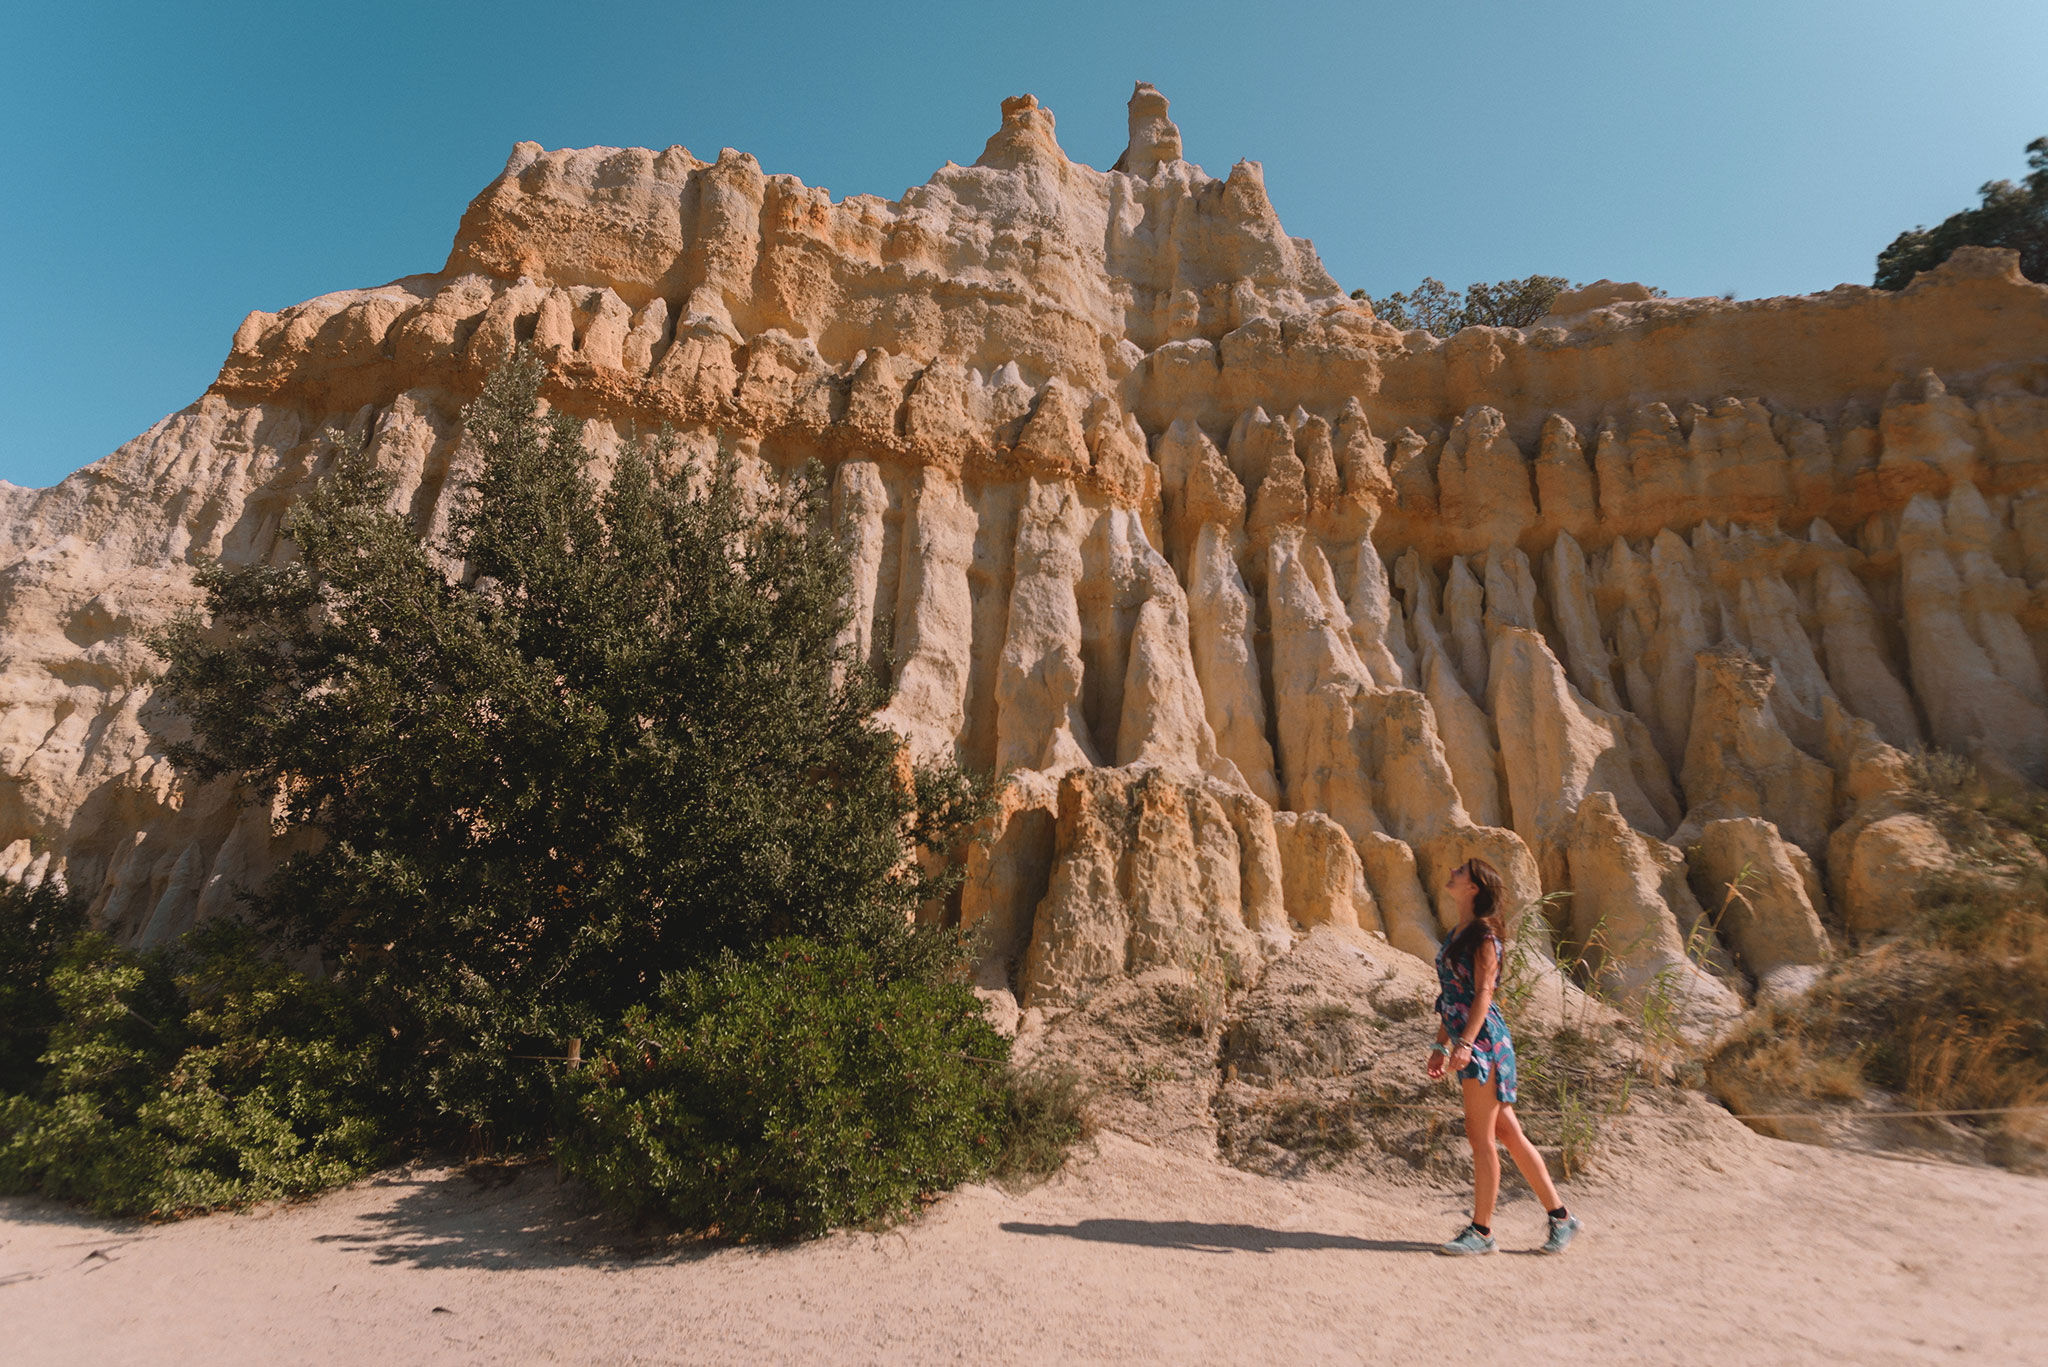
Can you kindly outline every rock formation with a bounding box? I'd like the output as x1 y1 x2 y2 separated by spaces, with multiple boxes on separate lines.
5 84 2048 1029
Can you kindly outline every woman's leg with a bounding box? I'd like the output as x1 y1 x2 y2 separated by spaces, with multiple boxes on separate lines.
1493 1105 1563 1211
1460 1076 1502 1228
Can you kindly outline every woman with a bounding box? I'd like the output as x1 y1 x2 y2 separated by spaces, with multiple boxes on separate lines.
1426 857 1582 1256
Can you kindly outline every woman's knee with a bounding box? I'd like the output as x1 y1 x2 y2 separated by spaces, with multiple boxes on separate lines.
1463 1104 1499 1147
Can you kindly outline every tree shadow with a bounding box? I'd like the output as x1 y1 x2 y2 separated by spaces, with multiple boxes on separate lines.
312 1164 715 1271
0 1194 143 1235
999 1219 1438 1255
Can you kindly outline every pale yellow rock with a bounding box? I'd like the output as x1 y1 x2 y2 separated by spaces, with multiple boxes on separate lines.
1352 830 1439 960
1678 646 1835 860
1898 492 2048 783
1539 279 1657 320
1832 808 1953 937
1643 530 1715 769
1821 697 1914 808
1687 816 1833 1000
1438 407 1534 553
1814 557 1924 752
875 467 977 760
1271 810 1377 934
1564 793 1745 1034
1420 645 1503 829
1021 768 1271 1008
1489 625 1668 888
1341 508 1414 690
1264 526 1379 840
959 773 1060 990
1533 415 1597 542
1544 531 1621 712
1186 522 1279 804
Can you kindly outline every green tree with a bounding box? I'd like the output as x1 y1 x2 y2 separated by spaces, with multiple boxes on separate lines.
1874 136 2048 290
1351 274 1579 333
151 348 987 1144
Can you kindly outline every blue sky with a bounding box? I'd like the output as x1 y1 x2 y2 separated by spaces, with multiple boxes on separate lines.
3 0 2044 488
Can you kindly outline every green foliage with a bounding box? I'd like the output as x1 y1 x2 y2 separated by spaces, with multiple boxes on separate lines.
1874 137 2048 290
1351 275 1579 334
151 348 988 1145
556 938 1010 1242
0 880 87 1095
0 924 390 1217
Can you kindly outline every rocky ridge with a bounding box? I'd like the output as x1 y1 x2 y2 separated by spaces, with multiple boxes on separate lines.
4 85 2047 1044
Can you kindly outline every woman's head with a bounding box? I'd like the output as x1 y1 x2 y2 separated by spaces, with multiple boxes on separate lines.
1444 857 1506 964
1445 857 1503 923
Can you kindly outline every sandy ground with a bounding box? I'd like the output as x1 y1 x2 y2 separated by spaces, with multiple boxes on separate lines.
4 1107 2041 1367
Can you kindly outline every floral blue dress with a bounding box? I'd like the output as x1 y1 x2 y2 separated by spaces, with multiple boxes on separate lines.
1434 929 1518 1104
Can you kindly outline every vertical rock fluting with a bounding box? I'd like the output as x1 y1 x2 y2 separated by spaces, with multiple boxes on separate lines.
4 87 2048 1021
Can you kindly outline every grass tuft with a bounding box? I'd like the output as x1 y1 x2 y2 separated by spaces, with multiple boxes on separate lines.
992 1066 1089 1182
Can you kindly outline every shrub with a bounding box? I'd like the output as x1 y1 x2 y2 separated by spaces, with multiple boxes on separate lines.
0 924 391 1217
1874 136 2048 289
0 880 87 1095
557 938 1010 1242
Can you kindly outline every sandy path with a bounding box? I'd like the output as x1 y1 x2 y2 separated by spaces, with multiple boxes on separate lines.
3 1111 2039 1367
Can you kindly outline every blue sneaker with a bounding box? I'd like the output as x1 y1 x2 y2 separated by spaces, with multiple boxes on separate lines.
1439 1222 1497 1256
1541 1213 1583 1255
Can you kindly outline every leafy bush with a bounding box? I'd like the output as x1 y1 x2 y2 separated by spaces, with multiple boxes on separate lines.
556 938 1009 1241
0 923 391 1216
0 880 87 1095
1874 136 2048 289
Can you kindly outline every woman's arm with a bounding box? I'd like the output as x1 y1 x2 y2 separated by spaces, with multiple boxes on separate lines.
1425 1021 1452 1078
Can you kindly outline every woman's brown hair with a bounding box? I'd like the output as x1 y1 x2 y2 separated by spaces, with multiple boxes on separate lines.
1445 856 1507 968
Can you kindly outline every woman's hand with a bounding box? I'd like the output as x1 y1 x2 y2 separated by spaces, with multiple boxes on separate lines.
1425 1045 1447 1080
1449 1040 1473 1071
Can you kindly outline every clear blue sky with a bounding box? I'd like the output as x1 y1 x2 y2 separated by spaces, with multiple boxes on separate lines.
3 0 2044 489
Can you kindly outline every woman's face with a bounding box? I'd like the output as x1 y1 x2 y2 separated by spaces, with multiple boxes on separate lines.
1445 868 1474 898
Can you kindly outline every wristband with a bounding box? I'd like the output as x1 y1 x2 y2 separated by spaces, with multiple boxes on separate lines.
1429 1042 1450 1057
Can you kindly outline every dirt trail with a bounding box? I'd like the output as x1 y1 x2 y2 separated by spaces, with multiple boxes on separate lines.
4 1110 2039 1366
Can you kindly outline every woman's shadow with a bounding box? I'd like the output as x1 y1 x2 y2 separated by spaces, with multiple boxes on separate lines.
999 1219 1437 1254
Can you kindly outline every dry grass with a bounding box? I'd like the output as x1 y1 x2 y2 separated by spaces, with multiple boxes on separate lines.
1708 754 2048 1166
1903 1016 2046 1113
1225 1081 1458 1169
992 1065 1092 1184
1510 1020 1641 1178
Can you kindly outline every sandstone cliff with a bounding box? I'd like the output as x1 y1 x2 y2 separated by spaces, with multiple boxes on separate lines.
5 85 2047 1030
